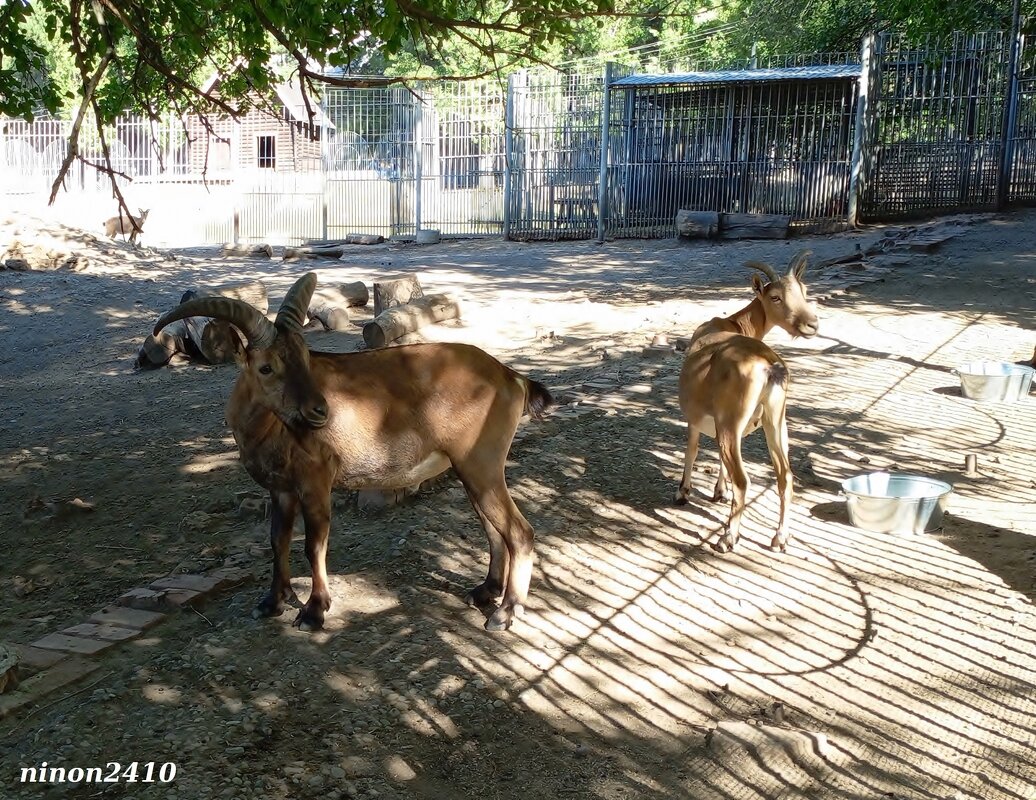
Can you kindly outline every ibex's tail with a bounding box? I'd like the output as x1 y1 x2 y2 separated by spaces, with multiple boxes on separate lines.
524 378 554 421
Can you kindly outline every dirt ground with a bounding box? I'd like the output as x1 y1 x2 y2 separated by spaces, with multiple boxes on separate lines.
0 208 1034 799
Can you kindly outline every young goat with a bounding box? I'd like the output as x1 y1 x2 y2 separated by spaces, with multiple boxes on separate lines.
103 208 149 244
154 273 552 633
674 251 819 553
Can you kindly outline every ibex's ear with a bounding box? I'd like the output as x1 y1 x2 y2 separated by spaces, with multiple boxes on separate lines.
751 274 767 295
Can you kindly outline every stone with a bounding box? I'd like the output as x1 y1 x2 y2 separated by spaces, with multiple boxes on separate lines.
0 657 100 719
149 574 222 594
10 643 67 672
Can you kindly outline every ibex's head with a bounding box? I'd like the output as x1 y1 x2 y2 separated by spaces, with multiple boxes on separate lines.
746 251 819 338
138 209 149 224
153 272 329 428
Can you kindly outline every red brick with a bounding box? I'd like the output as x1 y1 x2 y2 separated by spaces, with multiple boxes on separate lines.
29 633 117 656
150 574 221 594
163 589 202 608
9 643 68 672
88 606 166 630
207 567 254 589
0 657 100 719
61 623 141 642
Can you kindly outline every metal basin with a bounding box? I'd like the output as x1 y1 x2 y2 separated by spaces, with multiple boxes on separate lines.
841 472 952 534
956 361 1034 402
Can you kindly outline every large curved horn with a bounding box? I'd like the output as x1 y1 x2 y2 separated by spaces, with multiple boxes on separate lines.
745 260 779 284
275 272 318 331
153 296 277 350
788 249 812 279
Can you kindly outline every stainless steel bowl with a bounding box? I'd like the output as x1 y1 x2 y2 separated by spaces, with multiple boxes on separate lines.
955 361 1034 403
841 472 952 534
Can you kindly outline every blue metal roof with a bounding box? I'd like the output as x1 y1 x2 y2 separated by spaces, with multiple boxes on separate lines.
612 64 861 87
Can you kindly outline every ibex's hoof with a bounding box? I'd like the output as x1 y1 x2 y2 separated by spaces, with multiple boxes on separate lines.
253 588 295 618
712 536 736 554
464 582 502 610
768 536 789 553
673 491 689 506
484 607 514 632
293 608 325 632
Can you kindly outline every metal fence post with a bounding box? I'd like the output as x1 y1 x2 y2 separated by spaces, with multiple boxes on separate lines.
596 62 614 243
997 0 1023 209
503 72 515 241
847 34 876 228
414 87 424 235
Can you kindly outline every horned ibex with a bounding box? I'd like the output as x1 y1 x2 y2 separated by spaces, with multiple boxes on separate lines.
104 208 149 244
153 273 552 632
674 251 819 553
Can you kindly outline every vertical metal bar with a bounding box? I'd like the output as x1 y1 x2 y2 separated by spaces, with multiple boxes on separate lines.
503 72 515 240
414 87 424 234
998 0 1022 208
848 35 876 228
597 62 613 242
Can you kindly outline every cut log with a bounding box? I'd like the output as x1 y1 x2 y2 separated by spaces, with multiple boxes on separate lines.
180 280 269 315
344 233 385 245
675 210 720 238
362 293 461 349
136 320 189 369
338 281 370 307
221 243 273 258
308 289 352 331
718 213 791 240
282 245 346 261
373 275 424 316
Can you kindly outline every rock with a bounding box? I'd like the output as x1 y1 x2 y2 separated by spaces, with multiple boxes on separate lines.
0 644 19 694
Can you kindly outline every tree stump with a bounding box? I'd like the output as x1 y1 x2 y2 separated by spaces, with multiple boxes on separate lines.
221 243 273 258
373 275 423 316
362 293 461 349
308 289 352 331
337 281 370 307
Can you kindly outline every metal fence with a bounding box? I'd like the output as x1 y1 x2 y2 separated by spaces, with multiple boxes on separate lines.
5 26 1036 243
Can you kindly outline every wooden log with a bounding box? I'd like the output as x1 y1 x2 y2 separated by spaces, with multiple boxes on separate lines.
221 243 273 258
338 281 369 307
178 281 266 364
373 275 423 316
282 245 346 261
675 210 720 238
718 213 791 240
308 289 351 331
136 321 188 369
181 280 269 315
362 293 461 349
344 233 385 245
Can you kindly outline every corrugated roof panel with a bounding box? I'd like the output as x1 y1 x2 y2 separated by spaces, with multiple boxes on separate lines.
611 64 861 87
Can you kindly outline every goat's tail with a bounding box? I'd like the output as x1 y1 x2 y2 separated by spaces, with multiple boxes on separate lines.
524 378 554 421
766 361 789 388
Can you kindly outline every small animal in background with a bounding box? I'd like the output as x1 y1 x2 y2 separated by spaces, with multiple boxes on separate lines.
1030 344 1036 367
103 208 149 244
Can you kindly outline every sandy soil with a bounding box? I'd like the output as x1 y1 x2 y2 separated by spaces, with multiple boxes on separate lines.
0 210 1034 799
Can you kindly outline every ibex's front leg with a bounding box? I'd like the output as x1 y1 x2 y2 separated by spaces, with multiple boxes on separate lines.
254 491 299 618
296 486 333 631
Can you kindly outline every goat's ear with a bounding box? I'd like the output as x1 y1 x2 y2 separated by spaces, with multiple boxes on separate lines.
751 274 767 295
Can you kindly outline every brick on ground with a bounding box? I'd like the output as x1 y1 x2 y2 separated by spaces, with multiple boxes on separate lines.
117 586 202 611
149 574 222 594
10 643 67 672
88 605 166 630
29 633 118 656
0 657 100 719
61 623 141 642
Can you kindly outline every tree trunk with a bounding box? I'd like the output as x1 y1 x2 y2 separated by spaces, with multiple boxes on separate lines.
373 275 424 316
675 210 720 238
337 281 369 307
308 289 351 331
362 293 461 349
136 321 188 369
718 213 791 239
221 243 273 258
181 280 269 314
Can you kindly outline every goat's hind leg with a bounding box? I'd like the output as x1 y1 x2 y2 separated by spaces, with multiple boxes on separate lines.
254 490 299 618
763 408 793 552
461 490 509 612
458 471 534 632
714 428 749 554
674 422 702 505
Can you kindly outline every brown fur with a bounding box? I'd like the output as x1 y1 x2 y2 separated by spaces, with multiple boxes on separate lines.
188 290 553 633
103 208 149 243
674 252 818 553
